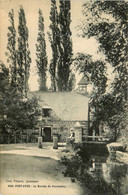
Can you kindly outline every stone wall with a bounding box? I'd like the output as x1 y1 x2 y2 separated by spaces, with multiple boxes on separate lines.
116 151 128 164
36 119 88 142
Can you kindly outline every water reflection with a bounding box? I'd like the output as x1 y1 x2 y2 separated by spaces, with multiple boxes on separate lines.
88 155 128 195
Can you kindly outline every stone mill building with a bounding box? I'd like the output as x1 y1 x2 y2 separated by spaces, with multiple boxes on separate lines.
29 91 90 142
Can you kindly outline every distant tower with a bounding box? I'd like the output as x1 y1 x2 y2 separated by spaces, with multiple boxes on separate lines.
77 74 91 95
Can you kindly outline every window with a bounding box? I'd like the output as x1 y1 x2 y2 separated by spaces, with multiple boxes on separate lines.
42 108 51 118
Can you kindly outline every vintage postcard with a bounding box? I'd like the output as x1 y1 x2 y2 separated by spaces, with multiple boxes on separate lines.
0 0 128 195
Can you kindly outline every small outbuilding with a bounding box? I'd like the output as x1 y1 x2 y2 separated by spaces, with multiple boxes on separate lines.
76 75 92 95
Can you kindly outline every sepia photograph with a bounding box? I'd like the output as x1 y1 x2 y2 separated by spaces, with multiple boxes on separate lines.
0 0 128 194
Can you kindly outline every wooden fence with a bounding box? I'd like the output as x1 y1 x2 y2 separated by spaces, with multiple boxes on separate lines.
0 131 39 144
0 133 111 144
82 135 111 142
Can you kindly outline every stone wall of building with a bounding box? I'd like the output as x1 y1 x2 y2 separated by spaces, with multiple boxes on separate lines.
36 119 88 142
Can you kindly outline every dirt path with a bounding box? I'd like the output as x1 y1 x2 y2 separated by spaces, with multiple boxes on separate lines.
0 143 89 195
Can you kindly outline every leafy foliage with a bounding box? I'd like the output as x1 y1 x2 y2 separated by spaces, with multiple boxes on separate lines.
60 147 122 194
74 53 107 94
77 1 128 140
74 53 108 135
48 0 59 91
17 6 31 97
0 62 39 135
68 73 76 91
48 0 73 91
0 8 41 142
5 9 17 87
36 9 48 91
0 61 9 94
81 1 127 99
57 0 73 91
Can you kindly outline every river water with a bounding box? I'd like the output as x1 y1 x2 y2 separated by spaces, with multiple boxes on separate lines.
87 155 128 195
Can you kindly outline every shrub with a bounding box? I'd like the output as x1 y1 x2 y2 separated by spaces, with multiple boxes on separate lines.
59 147 122 194
59 148 83 177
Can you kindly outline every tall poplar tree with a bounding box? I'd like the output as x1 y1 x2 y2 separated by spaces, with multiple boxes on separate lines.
48 0 59 91
17 6 31 97
58 0 73 91
6 9 17 87
36 9 47 91
48 0 73 91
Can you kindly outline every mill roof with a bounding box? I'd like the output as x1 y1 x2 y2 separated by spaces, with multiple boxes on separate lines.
78 76 91 85
28 91 89 121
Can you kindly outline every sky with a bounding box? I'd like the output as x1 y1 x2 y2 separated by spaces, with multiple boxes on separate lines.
0 0 107 91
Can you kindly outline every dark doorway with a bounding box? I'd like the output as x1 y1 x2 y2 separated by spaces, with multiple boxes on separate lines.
43 127 51 142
